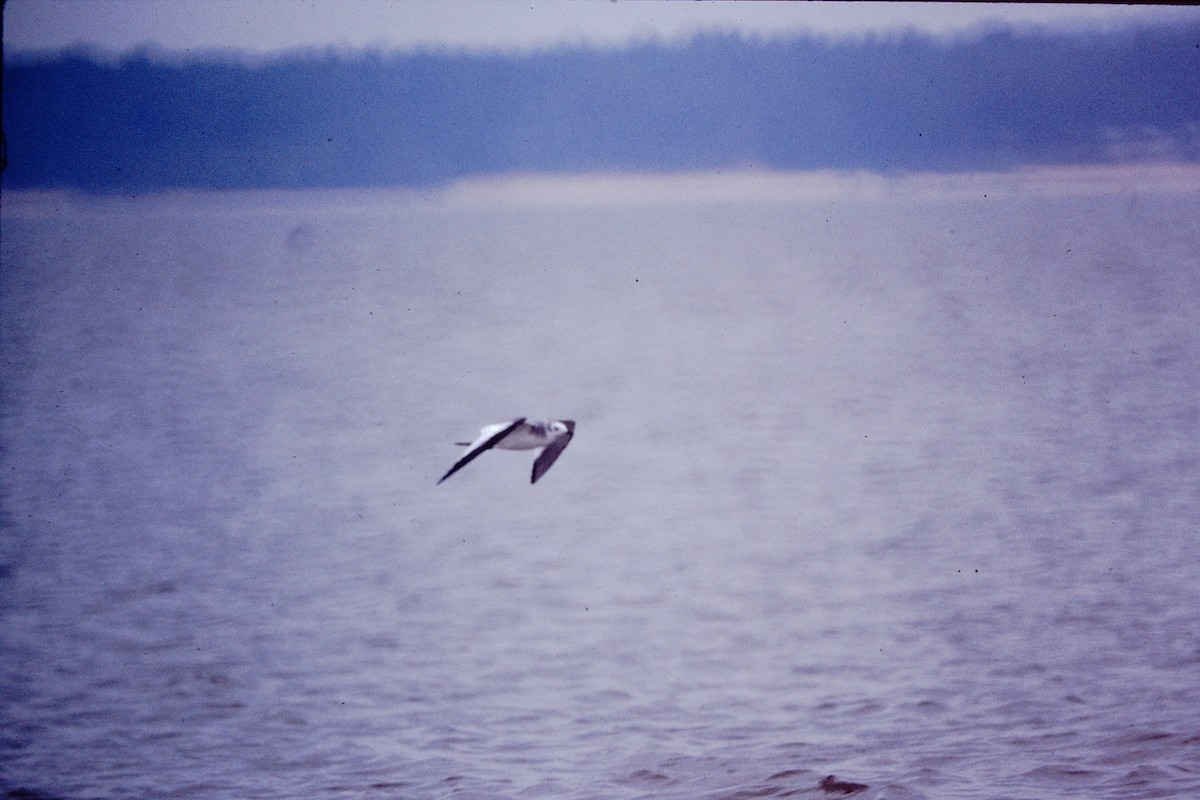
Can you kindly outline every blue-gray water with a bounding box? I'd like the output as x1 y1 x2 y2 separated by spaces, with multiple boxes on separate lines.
2 170 1199 799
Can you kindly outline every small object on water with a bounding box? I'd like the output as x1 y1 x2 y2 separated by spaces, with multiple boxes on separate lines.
438 417 575 484
820 775 869 794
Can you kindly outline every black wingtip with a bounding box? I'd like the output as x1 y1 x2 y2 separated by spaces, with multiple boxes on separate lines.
437 417 527 485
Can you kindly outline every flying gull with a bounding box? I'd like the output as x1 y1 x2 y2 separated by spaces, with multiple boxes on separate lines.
438 417 575 484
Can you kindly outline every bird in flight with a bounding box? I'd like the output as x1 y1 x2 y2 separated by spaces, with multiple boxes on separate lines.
438 417 575 485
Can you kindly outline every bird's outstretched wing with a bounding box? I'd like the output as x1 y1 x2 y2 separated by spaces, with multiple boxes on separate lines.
438 417 526 485
530 423 574 483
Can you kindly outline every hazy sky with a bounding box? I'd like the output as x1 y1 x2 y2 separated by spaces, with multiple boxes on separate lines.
8 0 1199 56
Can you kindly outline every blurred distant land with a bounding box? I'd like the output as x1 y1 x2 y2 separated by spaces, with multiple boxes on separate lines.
5 25 1200 191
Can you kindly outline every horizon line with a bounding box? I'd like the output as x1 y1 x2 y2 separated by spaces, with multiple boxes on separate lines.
7 2 1200 62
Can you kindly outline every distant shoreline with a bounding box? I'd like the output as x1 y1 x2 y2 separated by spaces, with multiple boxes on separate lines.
5 164 1200 217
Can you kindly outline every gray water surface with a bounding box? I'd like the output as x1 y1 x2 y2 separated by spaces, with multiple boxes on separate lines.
2 173 1199 799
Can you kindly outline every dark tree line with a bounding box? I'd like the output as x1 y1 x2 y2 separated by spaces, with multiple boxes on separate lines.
5 24 1199 191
